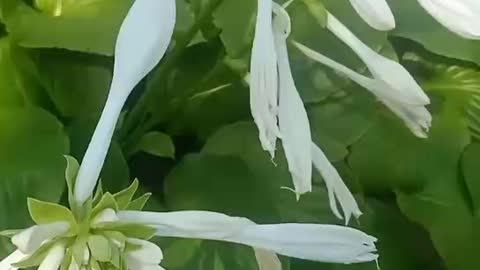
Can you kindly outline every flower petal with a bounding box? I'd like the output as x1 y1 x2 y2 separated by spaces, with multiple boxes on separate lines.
254 248 282 270
91 208 119 227
12 222 69 254
74 0 177 205
126 238 163 265
118 211 378 264
326 13 430 106
348 0 395 31
250 0 281 157
418 0 480 39
0 250 26 270
293 41 432 138
273 4 312 196
311 143 362 224
38 243 65 270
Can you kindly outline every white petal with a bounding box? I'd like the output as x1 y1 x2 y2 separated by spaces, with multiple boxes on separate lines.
326 13 430 106
250 0 281 157
418 0 480 39
254 249 282 270
91 208 118 227
117 211 378 264
38 243 65 270
273 4 312 196
126 238 163 265
293 42 432 138
348 0 395 31
0 250 27 270
311 143 362 224
74 0 176 205
12 222 69 254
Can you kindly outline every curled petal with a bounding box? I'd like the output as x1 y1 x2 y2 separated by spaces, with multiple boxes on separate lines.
348 0 395 31
12 222 69 254
0 250 27 270
91 208 119 227
74 0 177 205
311 143 362 224
273 4 312 196
118 211 378 264
326 13 430 106
126 238 163 265
418 0 480 39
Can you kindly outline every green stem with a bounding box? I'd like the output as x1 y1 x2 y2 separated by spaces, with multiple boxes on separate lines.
119 0 224 143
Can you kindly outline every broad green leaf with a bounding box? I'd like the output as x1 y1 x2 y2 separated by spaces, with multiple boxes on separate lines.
134 132 175 159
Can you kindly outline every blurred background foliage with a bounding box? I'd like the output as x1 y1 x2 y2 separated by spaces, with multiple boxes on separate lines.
0 0 479 269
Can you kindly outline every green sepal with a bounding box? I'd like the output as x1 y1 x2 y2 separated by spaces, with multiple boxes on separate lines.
0 229 23 237
91 193 118 218
93 222 156 240
88 234 112 262
126 193 152 211
59 250 73 270
12 240 57 268
71 237 88 267
113 179 139 210
64 155 79 207
90 258 102 270
109 245 121 268
27 198 78 235
102 231 126 249
92 180 104 207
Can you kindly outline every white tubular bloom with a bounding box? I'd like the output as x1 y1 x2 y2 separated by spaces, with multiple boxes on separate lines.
418 0 480 39
11 222 69 254
250 0 281 158
311 143 362 224
74 0 176 205
273 4 312 196
125 238 165 270
293 41 432 138
118 210 378 265
348 0 396 31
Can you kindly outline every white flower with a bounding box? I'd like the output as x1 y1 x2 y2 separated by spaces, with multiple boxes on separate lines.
273 3 313 196
294 41 432 138
348 0 395 31
38 243 65 270
254 248 282 270
118 210 378 264
125 238 165 270
250 0 281 158
74 0 176 205
0 250 26 270
311 143 362 224
91 208 119 226
11 222 69 254
417 0 480 39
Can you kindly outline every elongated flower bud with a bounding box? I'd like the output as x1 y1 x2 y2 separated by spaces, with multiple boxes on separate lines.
348 0 395 31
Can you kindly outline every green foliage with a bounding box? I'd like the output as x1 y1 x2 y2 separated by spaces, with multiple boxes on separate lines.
1 0 480 269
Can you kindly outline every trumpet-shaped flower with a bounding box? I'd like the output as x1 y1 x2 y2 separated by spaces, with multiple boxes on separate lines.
74 0 176 205
348 0 395 31
417 0 480 39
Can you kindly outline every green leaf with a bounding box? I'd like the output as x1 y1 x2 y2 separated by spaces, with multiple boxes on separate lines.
1 0 134 55
134 132 175 158
113 179 139 210
462 143 480 215
88 234 112 262
27 198 77 233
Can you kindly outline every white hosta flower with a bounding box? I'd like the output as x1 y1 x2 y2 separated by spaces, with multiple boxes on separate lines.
418 0 480 39
250 0 281 158
294 41 432 138
38 243 65 270
348 0 395 31
74 0 176 205
118 210 378 264
125 238 165 270
273 4 312 196
0 250 26 270
326 13 430 107
311 143 362 224
11 222 69 254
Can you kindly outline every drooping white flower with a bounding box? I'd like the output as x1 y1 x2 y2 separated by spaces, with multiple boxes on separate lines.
250 0 281 158
311 143 362 224
273 3 312 196
125 238 165 270
348 0 395 31
326 13 430 107
417 0 480 39
118 210 378 264
74 0 176 205
293 41 432 138
11 222 69 254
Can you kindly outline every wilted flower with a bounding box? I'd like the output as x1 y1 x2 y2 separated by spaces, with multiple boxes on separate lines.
348 0 395 31
417 0 480 39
